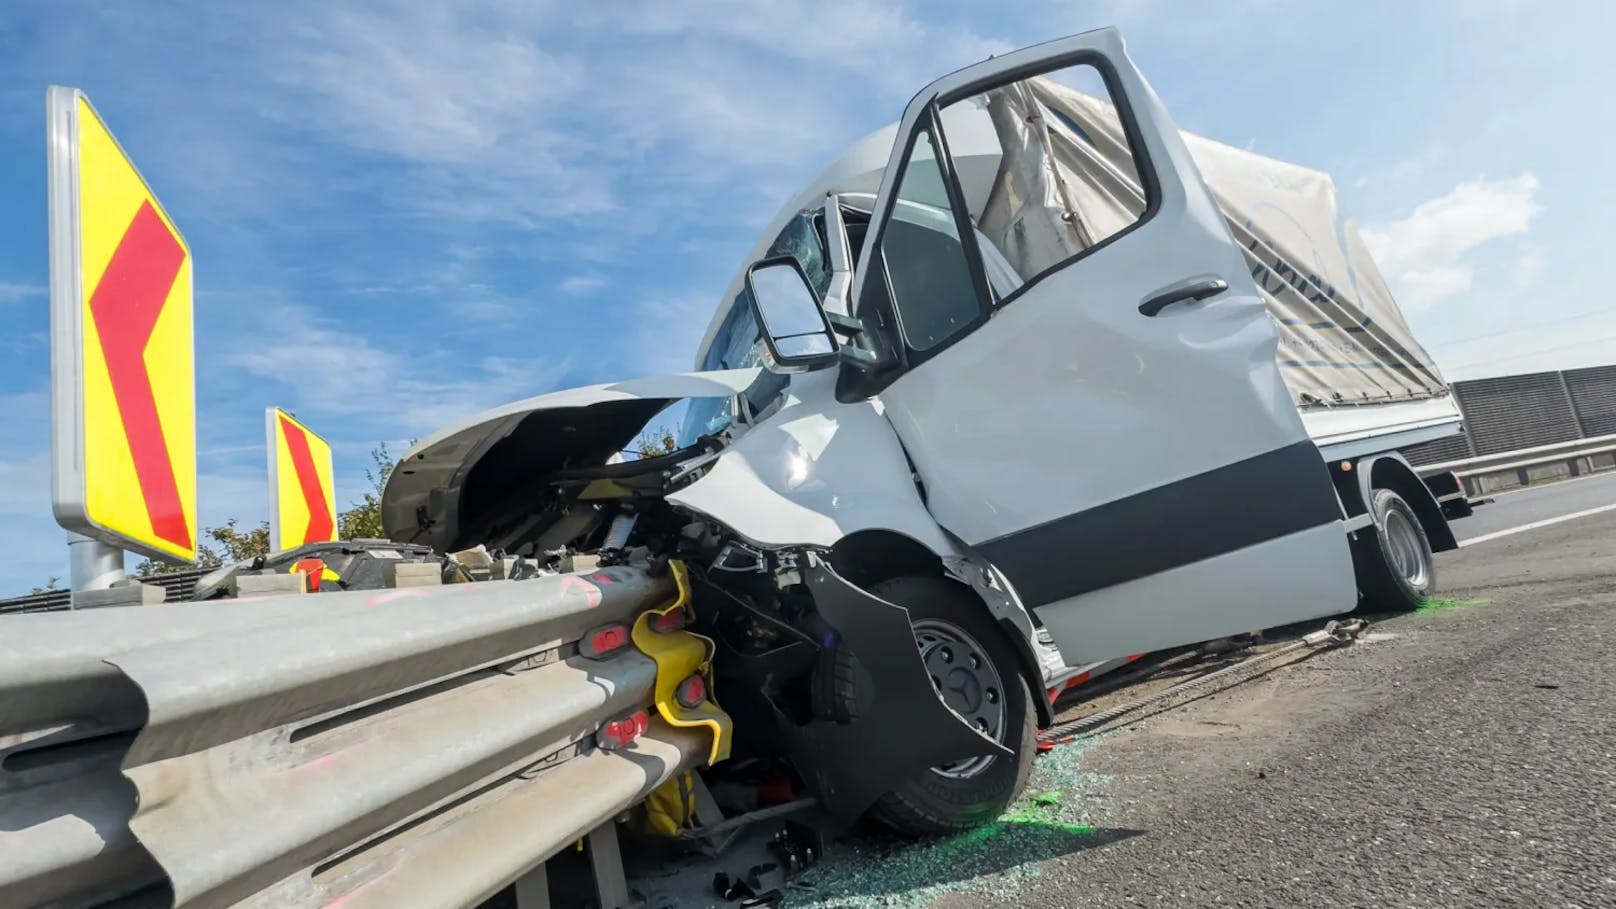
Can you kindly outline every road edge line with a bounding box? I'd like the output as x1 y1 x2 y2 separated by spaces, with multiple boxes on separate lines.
1458 502 1616 548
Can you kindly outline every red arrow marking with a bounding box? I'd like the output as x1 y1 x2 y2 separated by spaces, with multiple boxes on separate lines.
87 201 191 550
278 414 334 544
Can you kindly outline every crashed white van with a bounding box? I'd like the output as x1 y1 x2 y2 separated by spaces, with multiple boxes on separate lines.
383 28 1462 834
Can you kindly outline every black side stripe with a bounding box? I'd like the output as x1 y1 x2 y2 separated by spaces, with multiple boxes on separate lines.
975 440 1340 607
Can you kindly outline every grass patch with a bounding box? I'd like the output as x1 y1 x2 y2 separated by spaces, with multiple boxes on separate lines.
1417 596 1485 614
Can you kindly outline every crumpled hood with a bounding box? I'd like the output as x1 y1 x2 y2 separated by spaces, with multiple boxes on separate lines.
381 369 763 552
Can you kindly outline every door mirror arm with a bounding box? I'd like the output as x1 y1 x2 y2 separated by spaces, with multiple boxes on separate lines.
824 310 863 335
838 342 887 370
829 310 897 373
833 313 901 401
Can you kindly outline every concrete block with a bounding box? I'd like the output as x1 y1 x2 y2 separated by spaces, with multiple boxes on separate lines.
1525 462 1573 484
386 561 443 588
73 583 166 609
1473 471 1524 495
236 573 307 596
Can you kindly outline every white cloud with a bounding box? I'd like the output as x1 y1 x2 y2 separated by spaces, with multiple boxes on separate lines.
1388 145 1448 181
196 469 274 533
0 389 50 457
227 302 572 436
275 4 609 226
560 274 606 296
1351 144 1450 193
249 0 1012 230
1360 173 1542 311
600 0 1012 98
1434 309 1616 380
629 290 720 376
0 331 47 356
0 451 51 517
0 282 45 303
1512 248 1546 288
0 450 66 595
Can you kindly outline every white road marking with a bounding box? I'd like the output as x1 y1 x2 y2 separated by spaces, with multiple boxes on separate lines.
1458 502 1616 547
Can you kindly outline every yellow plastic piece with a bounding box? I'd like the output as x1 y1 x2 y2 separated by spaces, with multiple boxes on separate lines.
636 772 697 837
631 561 733 766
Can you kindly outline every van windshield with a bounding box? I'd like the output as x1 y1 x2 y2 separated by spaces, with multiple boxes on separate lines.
678 211 830 446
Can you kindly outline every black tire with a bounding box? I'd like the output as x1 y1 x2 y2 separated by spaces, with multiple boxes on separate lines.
815 575 1036 835
1354 487 1437 612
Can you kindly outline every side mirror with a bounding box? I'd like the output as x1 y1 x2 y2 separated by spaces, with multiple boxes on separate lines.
745 257 839 372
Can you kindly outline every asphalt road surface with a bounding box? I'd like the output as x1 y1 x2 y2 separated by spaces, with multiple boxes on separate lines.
791 477 1616 909
1455 470 1616 544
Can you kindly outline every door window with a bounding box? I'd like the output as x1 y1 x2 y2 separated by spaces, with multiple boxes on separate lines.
937 63 1151 300
878 129 984 352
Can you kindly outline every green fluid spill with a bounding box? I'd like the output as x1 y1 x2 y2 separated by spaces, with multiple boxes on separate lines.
1417 596 1486 614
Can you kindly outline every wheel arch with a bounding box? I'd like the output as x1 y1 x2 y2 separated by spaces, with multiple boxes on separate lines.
1345 452 1457 553
828 528 1055 728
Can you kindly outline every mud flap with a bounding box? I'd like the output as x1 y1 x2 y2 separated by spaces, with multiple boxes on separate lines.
784 560 1008 825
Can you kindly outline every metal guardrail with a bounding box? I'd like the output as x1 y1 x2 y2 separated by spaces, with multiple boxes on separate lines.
0 566 713 909
1416 431 1616 475
1416 431 1616 495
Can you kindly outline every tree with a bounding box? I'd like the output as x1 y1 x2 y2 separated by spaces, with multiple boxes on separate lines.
206 519 273 562
133 519 271 576
633 424 679 458
31 577 60 595
337 442 399 540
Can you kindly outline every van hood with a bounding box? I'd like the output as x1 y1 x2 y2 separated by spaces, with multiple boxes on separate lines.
380 369 763 552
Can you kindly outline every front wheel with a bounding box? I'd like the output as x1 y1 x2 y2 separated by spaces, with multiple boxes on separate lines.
1354 487 1437 611
816 575 1035 835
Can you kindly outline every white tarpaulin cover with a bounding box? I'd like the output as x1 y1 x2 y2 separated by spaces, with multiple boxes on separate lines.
975 76 1448 407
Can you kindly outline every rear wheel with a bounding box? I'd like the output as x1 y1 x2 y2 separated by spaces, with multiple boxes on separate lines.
816 575 1035 835
1354 487 1436 611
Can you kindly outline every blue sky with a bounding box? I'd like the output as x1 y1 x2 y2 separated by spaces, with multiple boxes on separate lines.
1 0 1612 591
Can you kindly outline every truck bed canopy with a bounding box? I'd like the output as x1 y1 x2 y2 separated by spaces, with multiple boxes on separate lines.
968 76 1448 407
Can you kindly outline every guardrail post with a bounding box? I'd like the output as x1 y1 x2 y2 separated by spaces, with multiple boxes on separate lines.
67 531 124 607
513 863 551 909
587 822 630 909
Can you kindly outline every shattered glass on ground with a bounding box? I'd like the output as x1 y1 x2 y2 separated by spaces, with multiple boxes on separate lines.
791 736 1121 908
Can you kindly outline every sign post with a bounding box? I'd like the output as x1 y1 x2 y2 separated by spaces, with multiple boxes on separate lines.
66 531 124 591
266 408 338 553
48 86 197 604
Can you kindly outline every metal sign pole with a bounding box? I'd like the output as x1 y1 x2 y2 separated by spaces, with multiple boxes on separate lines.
67 531 124 605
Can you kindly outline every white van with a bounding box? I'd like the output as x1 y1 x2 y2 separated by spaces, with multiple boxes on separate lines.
384 27 1462 834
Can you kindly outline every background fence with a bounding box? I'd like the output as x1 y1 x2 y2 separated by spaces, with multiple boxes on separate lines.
1402 364 1616 466
0 567 208 615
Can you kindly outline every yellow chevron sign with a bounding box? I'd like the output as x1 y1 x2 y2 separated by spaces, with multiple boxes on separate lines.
266 408 337 552
49 86 197 562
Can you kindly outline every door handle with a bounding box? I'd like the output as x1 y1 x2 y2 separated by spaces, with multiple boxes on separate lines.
1138 277 1229 317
